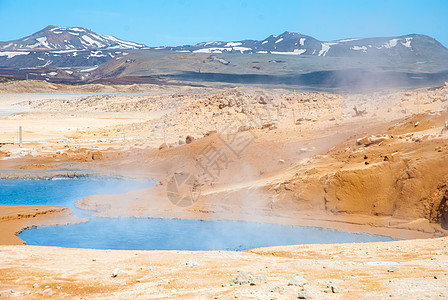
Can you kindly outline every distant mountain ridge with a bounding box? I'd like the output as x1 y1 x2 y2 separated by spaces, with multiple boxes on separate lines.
0 25 146 51
1 26 447 58
1 26 448 86
163 31 448 58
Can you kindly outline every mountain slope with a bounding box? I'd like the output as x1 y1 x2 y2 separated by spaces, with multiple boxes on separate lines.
163 31 448 58
0 25 146 51
1 27 448 88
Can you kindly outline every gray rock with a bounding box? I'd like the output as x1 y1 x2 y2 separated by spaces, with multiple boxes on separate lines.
250 275 267 285
42 288 53 296
232 271 254 285
328 284 342 293
388 266 399 272
288 275 308 287
298 291 311 299
112 268 122 277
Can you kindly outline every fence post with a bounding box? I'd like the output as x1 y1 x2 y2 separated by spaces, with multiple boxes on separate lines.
19 126 22 148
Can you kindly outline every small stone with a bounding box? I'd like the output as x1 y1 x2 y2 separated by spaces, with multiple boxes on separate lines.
112 268 121 277
32 283 39 289
298 291 311 299
250 275 267 285
271 286 284 293
431 257 437 260
42 288 53 296
328 284 342 293
288 275 308 287
388 266 399 272
136 275 151 282
158 142 168 150
185 135 195 144
434 275 438 279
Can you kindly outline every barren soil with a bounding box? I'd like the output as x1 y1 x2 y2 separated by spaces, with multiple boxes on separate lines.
0 80 448 298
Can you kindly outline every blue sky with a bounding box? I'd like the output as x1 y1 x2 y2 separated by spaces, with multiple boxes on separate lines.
0 0 447 47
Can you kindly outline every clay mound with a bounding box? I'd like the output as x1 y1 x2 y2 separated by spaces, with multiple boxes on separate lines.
388 112 448 135
273 111 448 233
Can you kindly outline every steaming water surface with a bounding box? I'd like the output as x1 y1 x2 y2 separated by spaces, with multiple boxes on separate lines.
1 178 395 250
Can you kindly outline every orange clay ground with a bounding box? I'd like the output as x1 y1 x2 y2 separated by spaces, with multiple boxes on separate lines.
0 80 447 298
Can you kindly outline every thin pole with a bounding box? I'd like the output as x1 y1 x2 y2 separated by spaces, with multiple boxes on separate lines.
19 126 22 148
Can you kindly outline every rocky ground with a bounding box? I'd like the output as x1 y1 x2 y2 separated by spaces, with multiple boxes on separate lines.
0 80 448 298
0 237 447 299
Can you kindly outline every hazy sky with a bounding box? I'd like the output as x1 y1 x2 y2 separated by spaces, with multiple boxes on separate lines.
0 0 447 47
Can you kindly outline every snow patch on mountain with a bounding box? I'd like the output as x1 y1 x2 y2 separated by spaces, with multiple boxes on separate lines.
271 49 306 55
351 46 367 52
401 37 413 48
377 39 399 49
81 35 105 48
275 38 284 44
80 66 98 72
233 46 251 53
0 51 30 58
319 42 338 56
103 35 144 49
225 42 242 47
36 37 50 48
337 38 361 43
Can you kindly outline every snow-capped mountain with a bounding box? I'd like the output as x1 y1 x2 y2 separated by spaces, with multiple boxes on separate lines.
162 31 448 58
0 25 146 51
0 26 145 71
1 27 448 85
